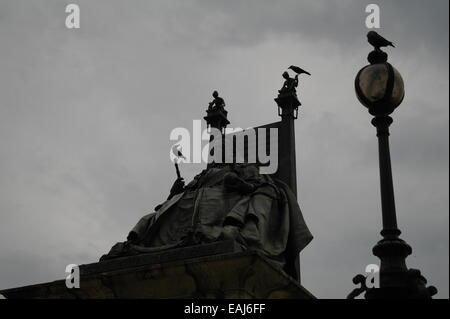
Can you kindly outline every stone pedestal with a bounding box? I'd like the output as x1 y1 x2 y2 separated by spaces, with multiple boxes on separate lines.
0 241 314 299
274 93 300 198
204 107 230 134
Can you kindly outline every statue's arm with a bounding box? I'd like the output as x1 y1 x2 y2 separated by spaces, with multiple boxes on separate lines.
167 177 185 200
127 212 157 244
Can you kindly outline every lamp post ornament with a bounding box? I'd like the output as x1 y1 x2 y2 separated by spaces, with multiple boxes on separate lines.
349 31 437 299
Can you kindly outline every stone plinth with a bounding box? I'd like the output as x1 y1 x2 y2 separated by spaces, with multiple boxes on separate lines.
0 241 314 299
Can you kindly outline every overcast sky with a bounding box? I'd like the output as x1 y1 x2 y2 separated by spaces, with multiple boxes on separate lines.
0 0 448 299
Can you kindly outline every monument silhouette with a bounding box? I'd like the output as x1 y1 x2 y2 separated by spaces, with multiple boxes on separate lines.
0 70 315 299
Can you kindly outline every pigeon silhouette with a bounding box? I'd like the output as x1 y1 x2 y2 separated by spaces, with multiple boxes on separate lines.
288 65 311 76
367 31 395 50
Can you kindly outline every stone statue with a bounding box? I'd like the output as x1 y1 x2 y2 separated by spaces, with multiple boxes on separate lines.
101 164 313 279
279 71 299 96
278 67 311 97
208 91 226 110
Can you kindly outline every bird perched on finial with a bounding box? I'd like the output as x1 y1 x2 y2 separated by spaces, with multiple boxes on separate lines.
367 31 395 51
288 65 311 76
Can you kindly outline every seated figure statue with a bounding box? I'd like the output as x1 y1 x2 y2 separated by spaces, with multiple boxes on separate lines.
100 164 313 279
208 91 226 111
278 71 299 96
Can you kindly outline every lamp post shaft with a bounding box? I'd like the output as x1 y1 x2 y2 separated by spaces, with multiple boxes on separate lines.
372 115 399 234
371 115 410 291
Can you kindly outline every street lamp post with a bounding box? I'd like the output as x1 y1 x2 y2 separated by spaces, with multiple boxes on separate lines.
350 34 437 299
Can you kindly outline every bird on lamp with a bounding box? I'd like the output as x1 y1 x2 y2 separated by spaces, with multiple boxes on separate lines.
367 31 395 51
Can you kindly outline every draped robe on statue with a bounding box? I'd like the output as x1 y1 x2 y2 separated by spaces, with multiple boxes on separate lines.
101 164 313 279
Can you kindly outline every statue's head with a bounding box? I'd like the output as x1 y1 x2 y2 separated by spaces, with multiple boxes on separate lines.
212 91 219 98
282 71 290 79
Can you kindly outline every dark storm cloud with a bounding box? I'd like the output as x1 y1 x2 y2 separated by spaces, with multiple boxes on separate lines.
0 0 448 298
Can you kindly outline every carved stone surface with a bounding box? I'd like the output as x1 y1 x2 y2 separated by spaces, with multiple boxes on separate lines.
101 164 313 281
0 245 315 299
84 241 238 276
